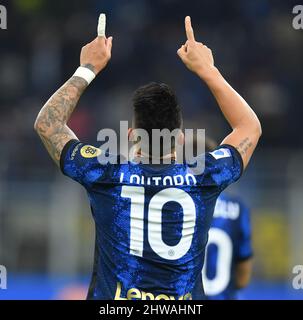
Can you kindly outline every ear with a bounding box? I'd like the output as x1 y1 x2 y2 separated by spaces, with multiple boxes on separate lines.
128 128 134 141
177 131 185 146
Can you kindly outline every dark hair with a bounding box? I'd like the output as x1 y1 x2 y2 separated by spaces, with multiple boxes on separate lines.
132 82 182 155
133 82 182 132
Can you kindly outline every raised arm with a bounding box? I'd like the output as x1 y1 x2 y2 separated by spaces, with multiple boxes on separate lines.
177 16 262 169
34 15 113 166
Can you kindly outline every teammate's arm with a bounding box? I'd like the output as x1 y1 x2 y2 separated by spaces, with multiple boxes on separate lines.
235 258 253 289
177 16 262 169
34 17 113 166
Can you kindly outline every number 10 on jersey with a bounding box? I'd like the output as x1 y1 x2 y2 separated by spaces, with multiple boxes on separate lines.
121 186 196 260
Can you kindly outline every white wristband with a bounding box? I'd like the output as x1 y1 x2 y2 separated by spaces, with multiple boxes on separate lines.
73 66 96 85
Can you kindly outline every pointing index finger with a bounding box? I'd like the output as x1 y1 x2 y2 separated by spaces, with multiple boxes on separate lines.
98 13 106 37
185 16 195 41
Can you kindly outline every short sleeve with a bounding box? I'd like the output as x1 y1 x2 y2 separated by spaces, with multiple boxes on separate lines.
235 204 253 261
205 144 243 191
60 139 108 188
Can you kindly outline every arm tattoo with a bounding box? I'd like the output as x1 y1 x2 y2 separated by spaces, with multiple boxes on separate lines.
35 76 88 165
237 137 253 156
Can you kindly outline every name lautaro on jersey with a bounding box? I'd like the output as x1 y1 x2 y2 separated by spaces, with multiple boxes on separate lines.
119 173 197 186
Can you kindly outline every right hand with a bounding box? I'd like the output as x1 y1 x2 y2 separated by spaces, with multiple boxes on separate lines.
80 36 113 75
177 16 215 80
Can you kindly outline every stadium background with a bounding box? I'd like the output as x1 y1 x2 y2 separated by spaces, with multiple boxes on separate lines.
0 0 303 299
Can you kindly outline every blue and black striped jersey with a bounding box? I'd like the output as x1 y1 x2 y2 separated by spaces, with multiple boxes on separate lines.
60 140 243 300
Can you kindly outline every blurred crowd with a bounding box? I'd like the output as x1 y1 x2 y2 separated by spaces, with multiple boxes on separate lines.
0 0 302 179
